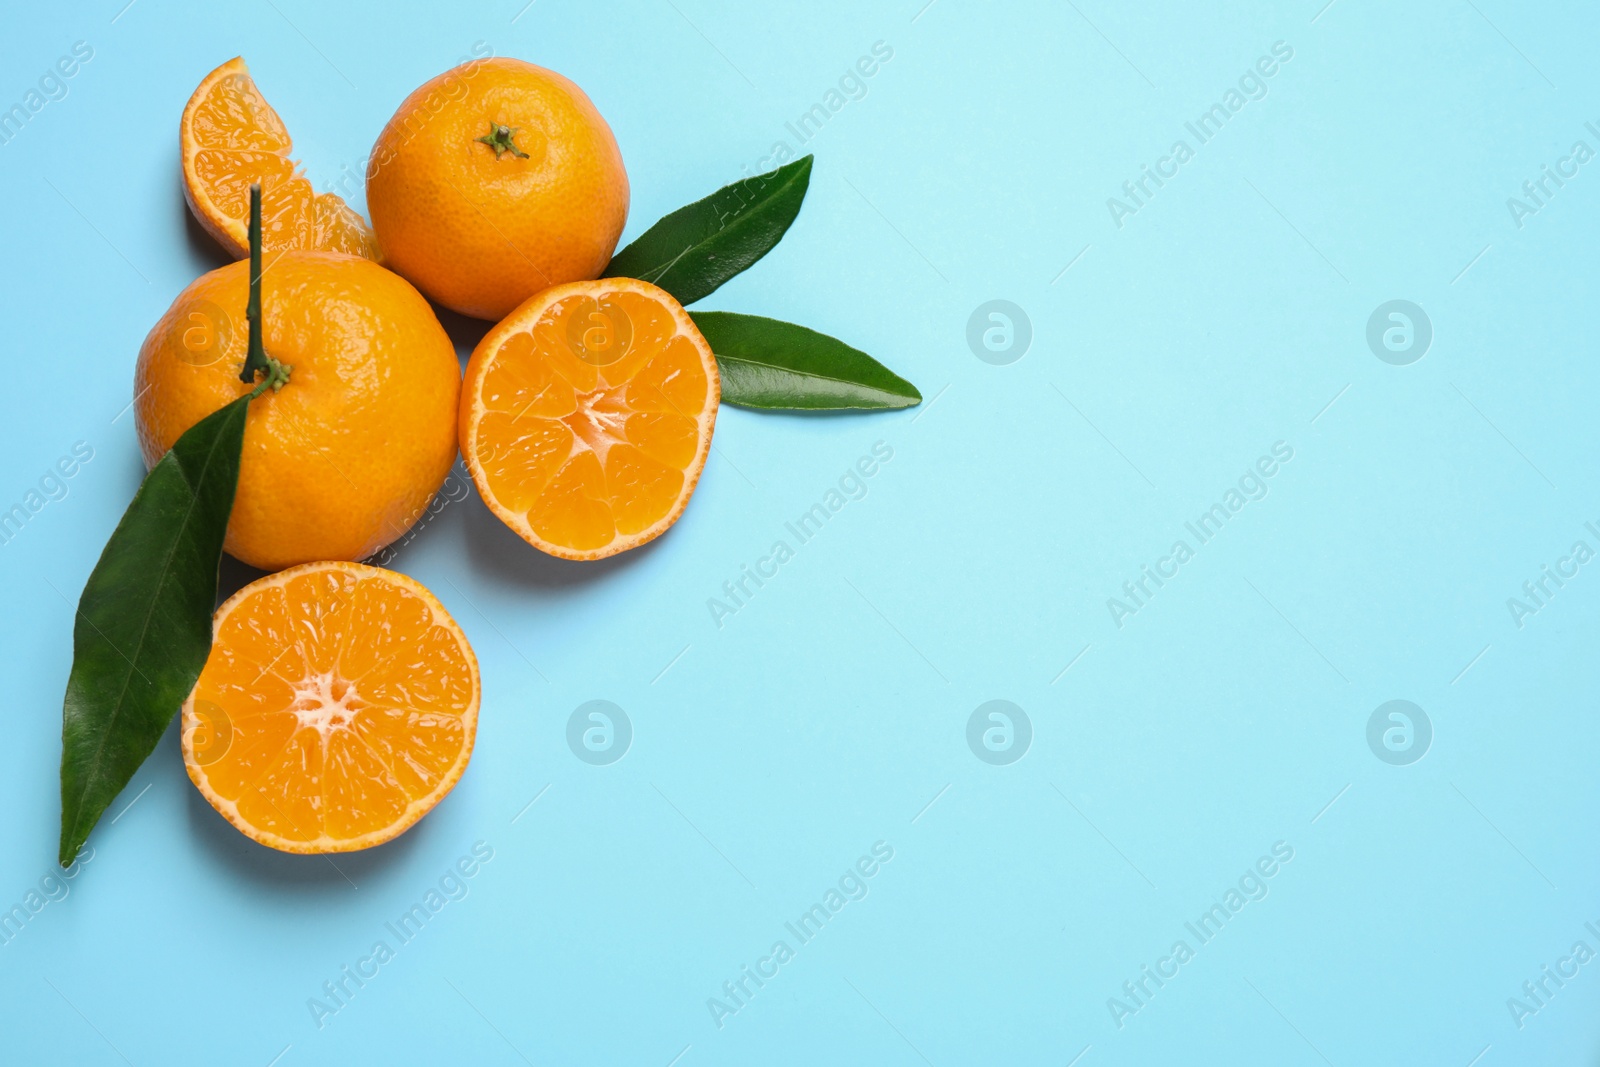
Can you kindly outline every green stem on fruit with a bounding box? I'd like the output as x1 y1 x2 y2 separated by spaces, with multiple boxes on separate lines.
476 124 529 160
239 183 291 396
246 357 291 399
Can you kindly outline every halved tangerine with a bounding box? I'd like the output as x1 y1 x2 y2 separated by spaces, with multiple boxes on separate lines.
182 562 479 854
460 277 720 559
181 57 380 260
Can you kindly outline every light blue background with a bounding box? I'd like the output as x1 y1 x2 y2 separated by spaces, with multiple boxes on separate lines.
2 0 1597 1063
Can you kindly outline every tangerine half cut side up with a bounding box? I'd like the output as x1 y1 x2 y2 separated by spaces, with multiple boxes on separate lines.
460 278 720 560
183 562 480 854
181 57 380 260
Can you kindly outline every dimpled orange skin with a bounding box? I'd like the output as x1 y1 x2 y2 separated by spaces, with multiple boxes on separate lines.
366 57 629 321
134 252 461 572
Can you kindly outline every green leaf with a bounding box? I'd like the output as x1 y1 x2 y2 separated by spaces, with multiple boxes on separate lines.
604 155 813 305
691 311 922 411
57 394 250 865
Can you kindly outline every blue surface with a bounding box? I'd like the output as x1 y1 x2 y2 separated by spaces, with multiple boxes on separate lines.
1 1 1597 1063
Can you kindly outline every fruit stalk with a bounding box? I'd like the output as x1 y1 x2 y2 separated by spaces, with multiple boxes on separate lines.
240 183 290 394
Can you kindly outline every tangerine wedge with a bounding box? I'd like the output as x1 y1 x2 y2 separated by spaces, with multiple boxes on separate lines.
182 57 379 260
460 278 720 560
182 562 479 854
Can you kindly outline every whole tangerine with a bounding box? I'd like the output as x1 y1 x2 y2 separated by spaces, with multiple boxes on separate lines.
366 57 629 321
134 251 461 571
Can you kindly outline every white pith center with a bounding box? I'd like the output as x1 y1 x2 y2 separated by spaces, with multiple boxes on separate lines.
564 385 630 463
290 671 363 739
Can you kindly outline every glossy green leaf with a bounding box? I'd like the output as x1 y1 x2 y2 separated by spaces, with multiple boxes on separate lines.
692 311 921 411
604 156 813 305
57 394 249 865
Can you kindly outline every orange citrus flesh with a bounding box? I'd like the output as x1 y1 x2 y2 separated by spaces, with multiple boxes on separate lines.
183 562 479 854
182 57 379 260
460 278 719 560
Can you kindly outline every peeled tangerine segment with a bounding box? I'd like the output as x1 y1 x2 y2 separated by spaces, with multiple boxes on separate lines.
279 567 358 674
354 708 468 796
191 71 290 151
192 148 313 248
322 730 408 840
184 58 378 258
606 445 684 535
206 586 307 697
475 414 574 513
313 195 382 259
605 289 677 343
190 150 295 217
530 449 616 551
625 336 710 415
480 333 577 418
184 562 479 853
193 710 299 802
530 314 601 393
234 730 326 842
339 582 477 714
626 412 698 469
193 647 297 726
